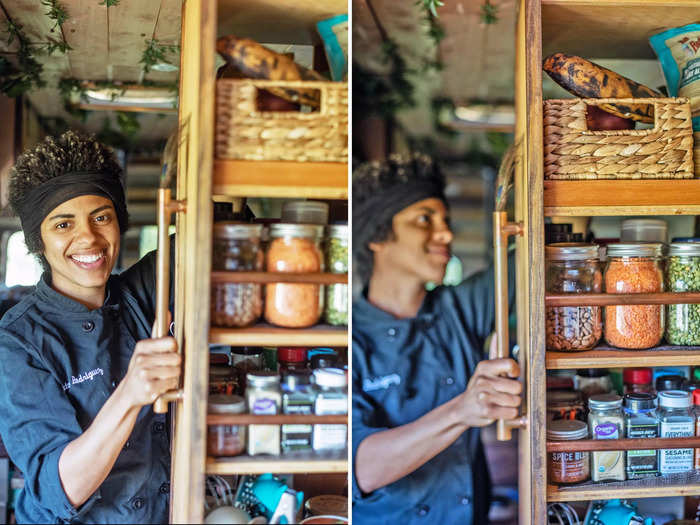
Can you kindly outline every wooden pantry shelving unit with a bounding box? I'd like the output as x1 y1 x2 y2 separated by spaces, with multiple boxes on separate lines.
514 0 700 522
168 0 348 522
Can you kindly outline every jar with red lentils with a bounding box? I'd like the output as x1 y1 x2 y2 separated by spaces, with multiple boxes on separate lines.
604 243 664 349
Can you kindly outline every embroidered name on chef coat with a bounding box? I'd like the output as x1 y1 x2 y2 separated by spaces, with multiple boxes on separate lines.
62 367 104 391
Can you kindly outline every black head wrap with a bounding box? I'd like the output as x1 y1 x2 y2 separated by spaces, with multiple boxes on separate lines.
18 171 129 253
352 154 446 284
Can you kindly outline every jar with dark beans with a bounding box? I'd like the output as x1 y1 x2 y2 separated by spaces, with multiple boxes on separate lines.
211 223 264 328
545 244 603 351
324 225 348 326
666 242 700 345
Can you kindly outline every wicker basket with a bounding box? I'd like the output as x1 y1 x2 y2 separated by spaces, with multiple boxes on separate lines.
544 97 694 180
216 79 348 162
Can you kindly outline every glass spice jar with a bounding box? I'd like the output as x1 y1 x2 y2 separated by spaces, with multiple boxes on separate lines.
623 368 653 395
545 244 603 351
623 393 659 479
666 242 700 345
209 365 238 396
232 347 263 394
658 390 695 474
547 419 590 484
281 371 315 453
604 243 664 349
588 394 626 482
211 223 264 328
207 394 246 457
278 347 308 373
246 372 282 456
324 225 348 326
265 224 324 328
546 390 585 422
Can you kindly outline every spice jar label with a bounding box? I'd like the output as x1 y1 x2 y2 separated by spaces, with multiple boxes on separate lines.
253 398 277 415
626 422 659 477
594 422 619 439
660 421 694 473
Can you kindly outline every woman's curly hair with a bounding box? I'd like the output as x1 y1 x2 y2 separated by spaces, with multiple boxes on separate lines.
352 153 445 286
8 131 123 264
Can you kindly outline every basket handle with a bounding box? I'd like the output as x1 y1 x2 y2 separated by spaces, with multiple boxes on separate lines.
578 97 679 135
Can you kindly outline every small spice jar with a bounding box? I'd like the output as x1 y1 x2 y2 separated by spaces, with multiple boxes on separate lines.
574 369 613 400
545 244 603 351
232 347 263 394
604 243 665 349
546 390 585 422
209 365 238 396
656 374 686 393
278 347 308 373
281 371 315 453
666 242 700 345
324 225 348 326
265 224 324 328
246 372 282 456
623 368 653 394
207 394 246 457
211 223 264 328
658 390 695 474
623 393 659 479
547 419 590 484
588 394 626 482
312 368 348 452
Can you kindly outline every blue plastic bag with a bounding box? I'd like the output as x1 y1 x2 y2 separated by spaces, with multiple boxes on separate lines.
317 14 348 82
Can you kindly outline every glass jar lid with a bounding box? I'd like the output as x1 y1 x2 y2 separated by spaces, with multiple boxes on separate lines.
208 394 246 414
668 242 700 257
606 242 664 258
326 224 348 239
269 223 324 240
213 222 263 239
658 390 691 408
588 393 622 410
246 371 280 386
546 419 588 440
545 243 599 261
232 346 263 357
547 390 581 404
210 365 234 378
313 368 347 388
623 392 656 412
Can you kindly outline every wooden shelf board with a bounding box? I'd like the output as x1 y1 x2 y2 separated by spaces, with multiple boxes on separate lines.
542 0 699 60
213 160 348 199
207 414 347 425
210 323 348 346
546 346 700 369
547 436 700 452
547 471 700 502
544 180 700 216
211 272 348 285
546 292 700 306
206 452 347 475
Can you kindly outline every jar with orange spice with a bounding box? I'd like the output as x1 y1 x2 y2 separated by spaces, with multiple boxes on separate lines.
547 419 590 484
604 243 665 349
265 224 324 328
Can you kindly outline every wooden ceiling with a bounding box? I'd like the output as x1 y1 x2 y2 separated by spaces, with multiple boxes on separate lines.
0 0 181 142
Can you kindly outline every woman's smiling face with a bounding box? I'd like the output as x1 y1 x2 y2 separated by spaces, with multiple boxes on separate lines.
40 194 120 307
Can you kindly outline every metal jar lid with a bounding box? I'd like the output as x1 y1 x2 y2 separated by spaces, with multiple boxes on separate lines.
208 394 246 414
545 243 599 261
246 371 281 387
213 222 263 239
668 242 700 257
606 242 664 258
313 368 347 388
658 390 691 408
588 393 623 410
623 392 656 412
232 346 263 357
655 375 686 392
269 223 323 240
546 419 588 440
210 365 235 378
326 224 348 240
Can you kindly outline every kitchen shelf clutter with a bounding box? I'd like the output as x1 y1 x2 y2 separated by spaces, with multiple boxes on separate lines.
516 0 700 521
170 0 349 522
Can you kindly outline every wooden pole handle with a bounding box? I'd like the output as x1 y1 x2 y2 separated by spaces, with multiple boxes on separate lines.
153 188 186 414
493 211 526 440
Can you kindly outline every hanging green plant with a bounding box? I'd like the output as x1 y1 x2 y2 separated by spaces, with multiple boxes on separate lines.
41 0 69 30
98 0 120 6
480 0 499 25
116 111 140 138
417 0 445 18
1 20 45 97
140 38 179 74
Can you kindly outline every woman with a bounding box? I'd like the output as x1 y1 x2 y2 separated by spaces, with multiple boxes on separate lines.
351 154 519 524
0 131 181 523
